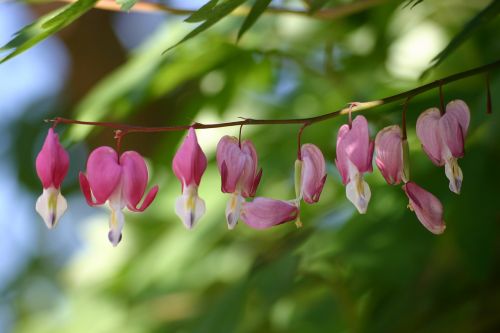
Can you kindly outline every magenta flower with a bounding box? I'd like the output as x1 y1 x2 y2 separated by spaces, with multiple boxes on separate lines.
216 136 262 229
172 127 207 229
335 116 374 213
240 198 298 229
35 128 70 229
416 100 470 194
79 146 159 246
403 181 445 234
375 125 409 185
297 144 327 204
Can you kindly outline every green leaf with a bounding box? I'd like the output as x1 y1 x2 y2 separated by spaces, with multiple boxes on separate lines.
421 0 500 78
237 0 272 41
0 0 97 63
115 0 138 11
308 0 332 14
165 0 247 52
185 0 221 23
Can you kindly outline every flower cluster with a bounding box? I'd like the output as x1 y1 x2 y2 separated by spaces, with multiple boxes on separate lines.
34 99 470 245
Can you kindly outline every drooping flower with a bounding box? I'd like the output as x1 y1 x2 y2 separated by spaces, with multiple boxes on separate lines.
296 144 327 204
240 198 299 229
216 136 262 229
35 128 70 229
375 125 410 185
403 181 445 234
172 127 207 229
416 100 470 194
335 115 374 213
79 147 159 246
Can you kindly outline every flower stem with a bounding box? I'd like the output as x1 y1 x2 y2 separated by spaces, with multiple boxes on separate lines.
49 59 500 134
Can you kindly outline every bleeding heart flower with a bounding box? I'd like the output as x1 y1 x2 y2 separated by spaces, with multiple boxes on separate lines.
173 127 207 229
335 115 374 213
216 136 262 229
79 146 159 246
240 198 299 229
296 144 327 204
403 181 445 234
35 128 70 229
416 100 470 194
375 125 410 185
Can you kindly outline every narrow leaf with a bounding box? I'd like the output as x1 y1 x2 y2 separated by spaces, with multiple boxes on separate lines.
115 0 138 11
0 0 97 63
165 0 247 52
237 0 272 41
402 0 424 9
421 0 500 78
185 0 221 23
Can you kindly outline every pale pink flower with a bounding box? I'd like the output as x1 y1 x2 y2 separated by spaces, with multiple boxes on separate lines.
35 128 70 229
172 127 207 229
297 144 327 204
416 100 470 194
216 136 262 229
240 198 298 229
375 125 409 185
335 116 374 213
403 181 445 235
79 146 158 246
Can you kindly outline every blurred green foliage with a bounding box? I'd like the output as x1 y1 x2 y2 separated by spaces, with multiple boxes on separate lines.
4 0 500 332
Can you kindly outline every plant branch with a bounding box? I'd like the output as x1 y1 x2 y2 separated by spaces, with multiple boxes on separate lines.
49 59 500 134
47 0 385 20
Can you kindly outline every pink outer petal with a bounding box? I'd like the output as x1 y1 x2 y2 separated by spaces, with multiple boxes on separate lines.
240 140 260 197
335 124 351 184
216 136 246 193
36 128 69 189
375 125 403 185
440 100 470 158
241 198 298 229
301 144 327 204
86 146 122 204
335 117 374 184
79 172 103 206
120 151 158 212
173 128 207 189
345 116 373 173
416 108 444 166
403 182 445 235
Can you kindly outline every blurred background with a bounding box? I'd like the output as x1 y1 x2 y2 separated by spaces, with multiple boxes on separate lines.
0 0 499 332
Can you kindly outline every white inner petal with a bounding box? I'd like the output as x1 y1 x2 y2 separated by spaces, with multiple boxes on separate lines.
445 157 463 194
175 184 206 230
35 186 67 229
225 192 244 230
346 161 371 214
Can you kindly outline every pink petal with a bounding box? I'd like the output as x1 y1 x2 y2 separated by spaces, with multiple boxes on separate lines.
36 128 69 189
335 124 351 184
403 182 445 235
375 125 403 185
239 140 260 197
120 151 158 212
416 108 444 166
241 198 298 229
216 136 246 193
173 128 207 189
301 144 327 204
79 172 102 206
440 100 470 158
85 146 122 204
335 116 373 184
